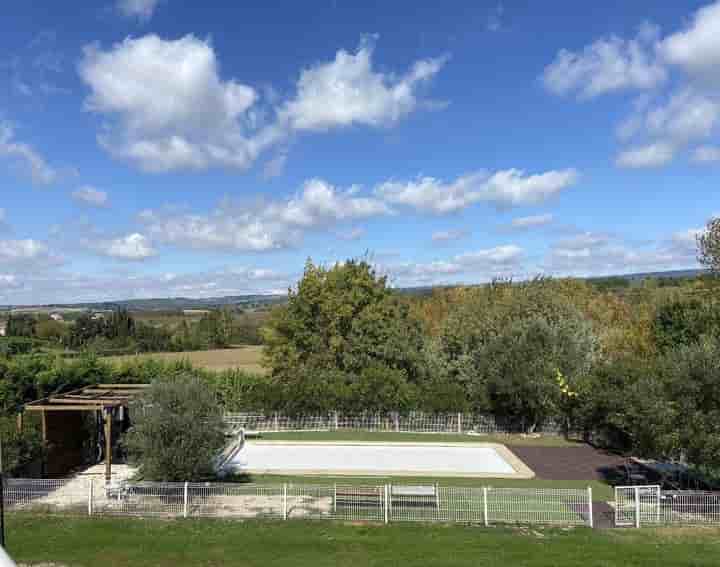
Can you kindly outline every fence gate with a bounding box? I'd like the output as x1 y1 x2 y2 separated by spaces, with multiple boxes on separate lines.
614 485 661 527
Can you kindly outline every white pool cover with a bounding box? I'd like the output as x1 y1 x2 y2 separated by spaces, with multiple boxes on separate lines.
227 441 534 478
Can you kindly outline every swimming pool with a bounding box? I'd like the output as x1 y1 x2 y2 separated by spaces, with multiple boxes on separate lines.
226 441 534 478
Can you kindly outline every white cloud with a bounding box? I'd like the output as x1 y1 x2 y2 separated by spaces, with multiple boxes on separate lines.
542 23 666 99
431 229 467 242
0 122 58 184
388 244 524 286
376 169 578 213
455 244 524 265
117 0 162 22
280 37 447 131
0 239 48 261
616 142 675 168
79 35 271 173
79 35 446 174
72 185 109 207
92 233 157 261
142 178 391 251
659 1 720 78
511 213 554 229
0 265 292 305
646 89 720 142
692 145 720 163
545 228 701 277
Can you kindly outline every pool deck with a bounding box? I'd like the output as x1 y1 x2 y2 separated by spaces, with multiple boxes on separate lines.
229 441 535 479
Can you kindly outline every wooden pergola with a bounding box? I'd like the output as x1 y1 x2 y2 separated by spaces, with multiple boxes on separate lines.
24 384 149 481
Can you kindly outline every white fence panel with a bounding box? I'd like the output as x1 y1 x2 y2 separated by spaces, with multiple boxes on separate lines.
188 483 284 519
661 491 720 525
5 478 87 513
487 487 590 526
223 412 566 435
93 481 185 517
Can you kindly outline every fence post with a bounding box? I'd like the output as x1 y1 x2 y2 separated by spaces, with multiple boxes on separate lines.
482 487 489 527
273 413 279 432
334 411 339 431
634 486 641 529
283 483 288 520
88 480 93 516
457 413 462 434
384 484 389 524
394 413 399 433
183 482 189 519
587 487 593 528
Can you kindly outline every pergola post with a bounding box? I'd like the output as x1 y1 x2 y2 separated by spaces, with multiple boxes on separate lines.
104 407 112 483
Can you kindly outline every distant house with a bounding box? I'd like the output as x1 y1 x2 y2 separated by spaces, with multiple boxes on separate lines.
50 313 64 322
0 321 6 337
90 312 105 321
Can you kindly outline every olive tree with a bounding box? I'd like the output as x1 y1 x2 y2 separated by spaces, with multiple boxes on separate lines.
124 375 226 481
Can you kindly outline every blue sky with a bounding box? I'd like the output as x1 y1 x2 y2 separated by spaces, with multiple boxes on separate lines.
1 0 718 304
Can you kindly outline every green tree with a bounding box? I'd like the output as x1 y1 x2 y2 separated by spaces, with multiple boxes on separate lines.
6 314 36 338
698 216 720 273
653 298 720 351
263 258 428 412
124 375 226 481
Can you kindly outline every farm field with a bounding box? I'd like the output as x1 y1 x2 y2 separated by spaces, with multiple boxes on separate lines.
107 345 266 373
7 516 720 567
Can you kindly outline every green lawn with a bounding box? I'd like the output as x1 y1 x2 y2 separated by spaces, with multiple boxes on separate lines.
231 474 613 501
7 515 720 567
260 430 579 447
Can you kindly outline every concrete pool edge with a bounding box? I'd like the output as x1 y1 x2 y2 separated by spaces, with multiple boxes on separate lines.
235 441 536 479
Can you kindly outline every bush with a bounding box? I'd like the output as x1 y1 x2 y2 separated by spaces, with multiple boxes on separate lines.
124 375 227 481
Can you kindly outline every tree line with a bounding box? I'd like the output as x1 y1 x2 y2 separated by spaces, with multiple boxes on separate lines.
3 307 265 355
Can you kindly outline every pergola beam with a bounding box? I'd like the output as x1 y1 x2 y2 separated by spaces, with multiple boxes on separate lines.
23 383 149 482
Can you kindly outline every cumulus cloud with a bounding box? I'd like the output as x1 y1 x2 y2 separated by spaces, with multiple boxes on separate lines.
546 4 720 167
692 145 720 163
376 169 578 213
545 228 701 277
0 122 58 184
0 239 48 262
117 0 162 22
79 35 446 174
388 244 524 286
89 233 157 261
542 23 666 99
141 178 391 251
78 35 273 173
616 142 675 168
0 265 292 305
280 37 447 131
659 1 720 78
72 185 109 207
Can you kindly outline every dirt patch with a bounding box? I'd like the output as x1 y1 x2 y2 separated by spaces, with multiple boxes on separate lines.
507 445 624 482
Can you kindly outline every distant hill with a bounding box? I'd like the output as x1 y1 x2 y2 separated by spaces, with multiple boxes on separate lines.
0 268 710 312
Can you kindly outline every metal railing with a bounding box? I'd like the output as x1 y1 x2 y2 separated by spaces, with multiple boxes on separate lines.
615 485 720 527
5 478 591 527
224 412 568 435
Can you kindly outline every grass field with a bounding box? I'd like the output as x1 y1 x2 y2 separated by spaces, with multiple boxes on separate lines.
7 516 720 566
108 345 266 373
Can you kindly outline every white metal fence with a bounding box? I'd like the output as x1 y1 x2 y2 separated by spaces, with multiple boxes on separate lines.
4 478 591 527
224 412 568 435
614 485 720 527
